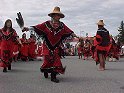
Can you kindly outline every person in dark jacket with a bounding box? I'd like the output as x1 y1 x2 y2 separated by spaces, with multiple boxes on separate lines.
94 20 110 71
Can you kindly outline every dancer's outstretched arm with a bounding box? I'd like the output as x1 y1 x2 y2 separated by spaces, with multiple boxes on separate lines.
16 12 33 32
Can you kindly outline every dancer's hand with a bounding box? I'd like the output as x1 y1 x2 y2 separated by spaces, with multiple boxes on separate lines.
22 27 29 32
16 12 24 30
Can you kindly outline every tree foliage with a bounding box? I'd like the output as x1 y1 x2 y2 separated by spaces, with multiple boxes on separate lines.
118 21 124 44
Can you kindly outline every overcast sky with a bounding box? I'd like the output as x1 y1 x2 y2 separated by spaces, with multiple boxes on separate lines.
0 0 124 38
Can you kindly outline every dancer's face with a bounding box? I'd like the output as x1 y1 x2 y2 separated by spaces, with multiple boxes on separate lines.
53 14 61 22
22 34 26 38
98 25 103 29
6 21 12 28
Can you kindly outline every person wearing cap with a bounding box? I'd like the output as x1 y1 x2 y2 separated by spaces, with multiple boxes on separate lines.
16 6 78 83
94 20 110 71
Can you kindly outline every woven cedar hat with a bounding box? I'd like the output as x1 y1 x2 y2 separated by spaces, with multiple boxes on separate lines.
48 6 65 18
97 20 105 26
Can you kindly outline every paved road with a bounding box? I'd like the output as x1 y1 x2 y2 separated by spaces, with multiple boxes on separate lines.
0 56 124 93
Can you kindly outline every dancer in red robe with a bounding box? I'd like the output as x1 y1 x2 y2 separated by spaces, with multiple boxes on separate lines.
108 37 119 61
94 20 110 71
77 37 84 59
91 37 96 59
0 19 22 72
20 33 29 61
83 42 90 60
28 34 37 61
16 7 78 83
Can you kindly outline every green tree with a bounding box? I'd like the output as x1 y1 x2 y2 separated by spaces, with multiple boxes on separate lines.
118 21 124 43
